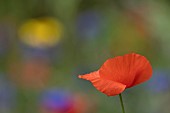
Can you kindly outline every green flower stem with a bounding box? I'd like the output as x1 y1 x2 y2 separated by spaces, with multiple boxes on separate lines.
119 94 126 113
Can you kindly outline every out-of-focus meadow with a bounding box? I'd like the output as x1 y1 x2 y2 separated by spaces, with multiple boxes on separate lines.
0 0 170 113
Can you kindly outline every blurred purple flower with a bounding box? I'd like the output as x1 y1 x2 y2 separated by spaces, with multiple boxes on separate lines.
0 73 16 112
76 10 102 40
19 43 62 62
147 69 170 93
20 44 51 59
0 23 11 55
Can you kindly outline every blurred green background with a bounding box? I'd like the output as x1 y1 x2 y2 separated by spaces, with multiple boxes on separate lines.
0 0 170 113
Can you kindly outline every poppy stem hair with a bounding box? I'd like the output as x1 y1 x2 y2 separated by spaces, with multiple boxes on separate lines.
119 94 126 113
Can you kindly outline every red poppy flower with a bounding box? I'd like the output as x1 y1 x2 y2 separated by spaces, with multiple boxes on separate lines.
78 53 152 96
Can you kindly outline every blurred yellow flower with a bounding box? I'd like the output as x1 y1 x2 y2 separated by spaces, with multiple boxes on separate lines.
19 17 63 48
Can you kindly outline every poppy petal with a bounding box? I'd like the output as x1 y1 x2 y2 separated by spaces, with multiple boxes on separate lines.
79 71 126 96
99 53 136 87
130 55 152 87
99 53 152 88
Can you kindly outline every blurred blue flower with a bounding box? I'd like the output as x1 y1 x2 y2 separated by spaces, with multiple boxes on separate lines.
76 10 102 40
40 88 74 112
147 69 170 93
